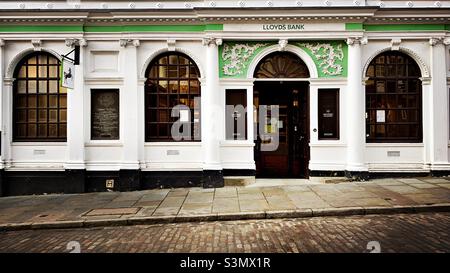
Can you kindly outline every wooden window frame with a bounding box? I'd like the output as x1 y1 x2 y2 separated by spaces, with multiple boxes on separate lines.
318 88 340 140
144 52 201 142
225 89 248 140
13 52 67 142
365 51 423 143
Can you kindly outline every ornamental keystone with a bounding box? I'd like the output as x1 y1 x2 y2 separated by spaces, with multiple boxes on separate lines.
278 39 288 51
167 39 176 51
31 39 42 51
390 38 401 51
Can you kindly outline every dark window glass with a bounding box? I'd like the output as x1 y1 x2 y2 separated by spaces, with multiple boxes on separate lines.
91 89 120 140
145 52 201 141
318 89 339 140
365 51 422 143
13 52 67 141
226 89 247 140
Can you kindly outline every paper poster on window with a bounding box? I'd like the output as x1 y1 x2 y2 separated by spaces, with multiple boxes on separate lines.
376 110 386 123
179 109 190 122
61 59 75 89
278 120 283 129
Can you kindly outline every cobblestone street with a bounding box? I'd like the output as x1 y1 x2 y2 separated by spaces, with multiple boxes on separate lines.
0 212 449 253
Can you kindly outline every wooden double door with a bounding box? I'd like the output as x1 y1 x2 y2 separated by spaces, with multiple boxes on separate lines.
254 81 309 178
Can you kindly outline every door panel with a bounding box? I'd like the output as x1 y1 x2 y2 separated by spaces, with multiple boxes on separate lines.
254 81 309 178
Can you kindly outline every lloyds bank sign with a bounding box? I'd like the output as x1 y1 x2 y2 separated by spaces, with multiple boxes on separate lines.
262 24 305 31
223 23 345 32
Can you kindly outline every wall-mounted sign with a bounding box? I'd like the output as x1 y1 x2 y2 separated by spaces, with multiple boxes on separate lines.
262 24 305 31
61 59 75 89
91 89 120 140
223 23 345 32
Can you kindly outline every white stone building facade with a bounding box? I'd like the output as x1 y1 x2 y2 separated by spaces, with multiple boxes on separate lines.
0 0 449 195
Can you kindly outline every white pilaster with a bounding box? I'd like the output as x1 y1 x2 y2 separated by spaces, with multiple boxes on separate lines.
137 79 146 169
65 38 86 169
2 78 13 169
202 38 223 170
121 39 140 169
0 39 4 167
428 37 450 170
345 37 367 173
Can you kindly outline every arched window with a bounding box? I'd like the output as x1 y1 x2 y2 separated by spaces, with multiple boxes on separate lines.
145 52 201 141
13 52 67 141
254 52 310 78
366 51 422 143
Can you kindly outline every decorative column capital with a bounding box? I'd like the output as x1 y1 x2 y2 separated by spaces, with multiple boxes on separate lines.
202 37 222 47
65 38 87 48
31 39 42 51
420 77 432 85
278 39 288 51
0 39 5 47
119 39 140 48
429 37 450 46
361 77 370 86
346 36 368 46
4 77 14 86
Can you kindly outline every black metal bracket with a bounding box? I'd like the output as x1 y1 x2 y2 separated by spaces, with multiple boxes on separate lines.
62 45 80 65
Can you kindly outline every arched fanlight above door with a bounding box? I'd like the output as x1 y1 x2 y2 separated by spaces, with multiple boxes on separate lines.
254 52 310 78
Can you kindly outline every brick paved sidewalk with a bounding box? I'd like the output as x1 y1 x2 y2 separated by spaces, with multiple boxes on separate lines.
1 177 450 230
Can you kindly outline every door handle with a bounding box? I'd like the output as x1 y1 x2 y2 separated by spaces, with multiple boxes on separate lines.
299 135 305 141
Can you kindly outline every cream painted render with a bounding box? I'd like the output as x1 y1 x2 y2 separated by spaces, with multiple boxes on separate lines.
0 0 449 177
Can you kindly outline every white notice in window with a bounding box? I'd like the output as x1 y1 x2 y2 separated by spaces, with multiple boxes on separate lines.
376 110 386 123
180 110 190 122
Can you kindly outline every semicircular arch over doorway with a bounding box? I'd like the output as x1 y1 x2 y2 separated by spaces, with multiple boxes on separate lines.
254 51 310 79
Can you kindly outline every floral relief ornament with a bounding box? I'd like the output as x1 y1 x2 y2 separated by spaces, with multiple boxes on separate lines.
297 42 344 76
222 42 268 76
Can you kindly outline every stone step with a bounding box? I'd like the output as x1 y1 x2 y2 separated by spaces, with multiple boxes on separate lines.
224 176 255 187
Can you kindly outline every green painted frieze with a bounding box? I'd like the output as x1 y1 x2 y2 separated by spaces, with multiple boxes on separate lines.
219 41 347 78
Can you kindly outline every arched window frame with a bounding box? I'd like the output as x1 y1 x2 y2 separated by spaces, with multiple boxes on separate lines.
12 51 67 142
365 51 422 143
254 51 310 78
144 52 201 142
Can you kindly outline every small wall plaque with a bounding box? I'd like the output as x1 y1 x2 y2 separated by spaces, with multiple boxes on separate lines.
387 151 400 157
106 179 114 189
167 150 180 155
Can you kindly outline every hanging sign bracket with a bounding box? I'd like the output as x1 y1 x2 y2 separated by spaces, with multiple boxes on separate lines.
61 45 80 65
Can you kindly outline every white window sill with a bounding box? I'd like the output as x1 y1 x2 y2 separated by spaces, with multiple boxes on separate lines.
145 142 202 147
11 142 67 146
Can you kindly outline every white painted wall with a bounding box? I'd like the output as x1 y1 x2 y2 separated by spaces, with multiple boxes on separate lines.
0 10 449 175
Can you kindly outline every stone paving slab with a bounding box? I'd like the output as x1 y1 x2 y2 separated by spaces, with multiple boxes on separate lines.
0 177 450 230
438 184 450 189
85 207 141 216
212 198 240 213
179 203 212 215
